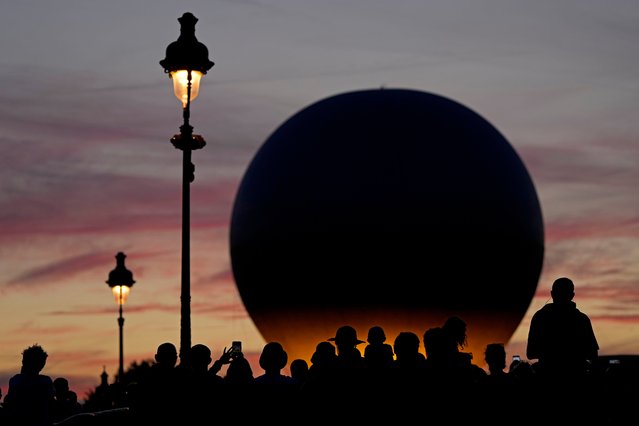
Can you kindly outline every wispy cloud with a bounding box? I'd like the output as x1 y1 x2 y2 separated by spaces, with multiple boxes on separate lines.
7 252 113 287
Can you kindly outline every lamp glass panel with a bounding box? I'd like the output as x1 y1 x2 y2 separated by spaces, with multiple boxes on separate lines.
170 70 203 108
111 285 131 305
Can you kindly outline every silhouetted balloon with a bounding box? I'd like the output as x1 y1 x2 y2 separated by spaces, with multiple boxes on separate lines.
230 88 544 365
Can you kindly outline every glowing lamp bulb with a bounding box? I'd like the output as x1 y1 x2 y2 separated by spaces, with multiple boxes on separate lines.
111 285 131 305
170 70 203 108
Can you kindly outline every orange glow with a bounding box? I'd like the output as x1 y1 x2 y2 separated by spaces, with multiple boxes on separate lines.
249 306 524 371
111 285 131 305
170 70 203 108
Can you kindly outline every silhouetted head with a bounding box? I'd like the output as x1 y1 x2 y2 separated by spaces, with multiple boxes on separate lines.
393 331 421 360
443 316 468 349
551 277 575 304
189 344 212 370
367 325 387 344
484 343 506 372
423 327 454 361
225 356 254 383
53 377 70 395
311 341 337 366
259 341 288 373
21 344 48 374
510 360 535 379
328 325 365 349
290 358 309 381
155 342 178 367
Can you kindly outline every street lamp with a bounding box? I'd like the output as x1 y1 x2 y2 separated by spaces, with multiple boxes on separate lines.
160 12 214 366
106 251 136 382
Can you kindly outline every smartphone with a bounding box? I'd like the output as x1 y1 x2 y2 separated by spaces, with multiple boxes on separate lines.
512 354 521 362
231 341 242 354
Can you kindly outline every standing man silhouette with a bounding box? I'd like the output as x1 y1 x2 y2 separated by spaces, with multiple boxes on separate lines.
3 344 55 426
526 277 599 378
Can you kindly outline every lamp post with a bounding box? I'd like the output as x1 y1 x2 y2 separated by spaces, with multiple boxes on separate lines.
160 12 214 366
106 251 135 382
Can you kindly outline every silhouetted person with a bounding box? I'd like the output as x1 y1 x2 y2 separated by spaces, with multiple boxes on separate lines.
505 359 542 425
388 331 427 405
442 315 487 384
423 326 454 380
138 342 185 423
254 342 298 387
300 341 338 397
156 342 179 367
393 331 427 369
4 344 55 426
423 325 485 416
183 344 226 423
289 358 309 388
422 326 456 413
50 377 81 423
484 343 507 375
208 344 234 377
223 352 254 387
526 277 601 422
253 341 299 419
360 325 395 403
221 349 254 415
479 343 518 424
526 277 599 377
326 325 367 416
442 315 473 362
363 325 394 370
328 325 366 370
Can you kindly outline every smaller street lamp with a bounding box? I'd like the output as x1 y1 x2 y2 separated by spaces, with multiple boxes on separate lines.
106 251 135 382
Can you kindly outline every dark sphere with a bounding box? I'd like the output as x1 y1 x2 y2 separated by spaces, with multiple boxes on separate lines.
230 88 544 363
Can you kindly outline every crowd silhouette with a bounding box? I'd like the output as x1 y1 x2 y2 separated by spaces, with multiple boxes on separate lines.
1 277 636 425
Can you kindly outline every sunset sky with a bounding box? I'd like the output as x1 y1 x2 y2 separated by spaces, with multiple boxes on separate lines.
1 1 638 400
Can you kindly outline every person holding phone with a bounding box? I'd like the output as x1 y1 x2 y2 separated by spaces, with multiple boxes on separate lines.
230 341 242 358
209 341 242 376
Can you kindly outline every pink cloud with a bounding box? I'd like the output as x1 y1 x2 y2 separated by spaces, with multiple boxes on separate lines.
590 314 639 324
0 174 238 241
46 302 181 316
5 323 84 336
4 249 180 294
545 218 639 242
7 252 115 288
192 300 250 320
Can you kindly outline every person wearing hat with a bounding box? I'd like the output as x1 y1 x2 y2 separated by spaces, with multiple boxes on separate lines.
327 325 367 395
327 326 380 419
328 325 366 368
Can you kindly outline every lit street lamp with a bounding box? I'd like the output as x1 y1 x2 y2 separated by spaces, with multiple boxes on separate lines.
160 12 214 366
106 251 136 382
